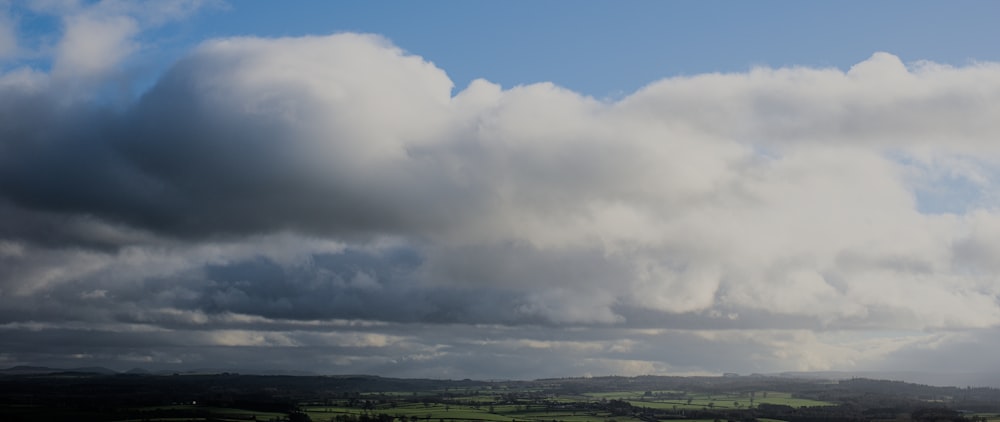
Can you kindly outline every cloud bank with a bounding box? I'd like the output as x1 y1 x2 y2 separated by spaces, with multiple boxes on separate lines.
3 23 1000 380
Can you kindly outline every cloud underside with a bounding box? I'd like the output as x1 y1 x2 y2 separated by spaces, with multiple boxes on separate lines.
3 32 1000 377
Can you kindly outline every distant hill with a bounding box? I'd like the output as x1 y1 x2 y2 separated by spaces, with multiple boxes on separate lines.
1 365 319 377
776 370 1000 388
5 365 998 389
0 366 58 375
1 365 118 376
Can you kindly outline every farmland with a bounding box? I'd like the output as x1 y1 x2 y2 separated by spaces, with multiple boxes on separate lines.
295 390 834 422
0 370 998 421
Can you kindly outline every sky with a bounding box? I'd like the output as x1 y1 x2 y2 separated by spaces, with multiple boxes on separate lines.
3 0 1000 385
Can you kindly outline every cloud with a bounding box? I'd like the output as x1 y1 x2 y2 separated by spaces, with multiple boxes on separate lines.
53 12 138 78
619 53 1000 152
0 6 16 60
3 31 1000 377
2 0 217 91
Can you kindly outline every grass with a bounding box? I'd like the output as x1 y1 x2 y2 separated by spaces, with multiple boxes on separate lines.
617 390 832 410
301 402 649 422
583 392 648 399
753 391 833 407
515 410 644 422
303 404 516 422
302 389 833 422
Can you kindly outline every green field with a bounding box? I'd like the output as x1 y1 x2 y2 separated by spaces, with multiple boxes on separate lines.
0 386 835 422
609 390 832 410
751 391 833 407
13 372 991 422
301 401 648 422
300 389 830 422
303 403 514 422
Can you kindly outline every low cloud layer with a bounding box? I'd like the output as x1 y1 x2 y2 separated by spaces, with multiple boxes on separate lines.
3 21 1000 381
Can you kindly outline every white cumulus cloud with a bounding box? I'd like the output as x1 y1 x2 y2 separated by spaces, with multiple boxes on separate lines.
3 32 1000 378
